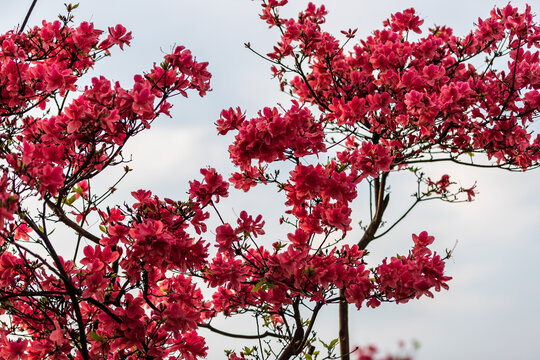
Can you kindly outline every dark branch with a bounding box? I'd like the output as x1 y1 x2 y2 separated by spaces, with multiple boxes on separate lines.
0 290 68 301
278 299 305 360
339 289 350 360
19 0 38 34
198 323 283 340
358 172 390 250
45 198 101 244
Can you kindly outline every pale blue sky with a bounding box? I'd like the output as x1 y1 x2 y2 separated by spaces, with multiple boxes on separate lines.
2 1 539 359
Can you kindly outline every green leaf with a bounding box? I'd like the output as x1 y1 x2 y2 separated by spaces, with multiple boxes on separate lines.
73 186 83 196
252 280 266 292
65 195 77 206
242 346 256 355
319 338 329 349
66 3 80 12
88 331 105 343
273 241 286 251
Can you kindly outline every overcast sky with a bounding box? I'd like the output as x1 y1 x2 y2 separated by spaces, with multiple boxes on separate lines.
2 1 539 359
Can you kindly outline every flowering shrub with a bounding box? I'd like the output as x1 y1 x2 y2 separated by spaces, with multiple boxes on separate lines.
0 2 538 360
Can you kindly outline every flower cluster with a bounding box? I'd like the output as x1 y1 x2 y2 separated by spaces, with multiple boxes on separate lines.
285 162 358 233
0 9 214 360
208 226 449 316
371 232 452 306
213 2 538 358
1 16 211 197
249 1 540 171
222 101 326 179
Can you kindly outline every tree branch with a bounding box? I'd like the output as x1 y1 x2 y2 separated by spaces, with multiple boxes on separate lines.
358 172 390 250
19 210 91 360
300 302 323 350
0 290 69 301
45 198 101 244
341 172 390 360
19 0 38 34
339 292 350 360
278 298 305 360
198 322 283 340
373 198 420 240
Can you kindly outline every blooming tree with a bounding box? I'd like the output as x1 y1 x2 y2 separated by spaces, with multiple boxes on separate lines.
0 2 538 360
218 1 539 358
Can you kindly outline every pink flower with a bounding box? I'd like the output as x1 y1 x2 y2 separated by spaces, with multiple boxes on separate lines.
74 180 89 199
38 165 64 195
99 24 132 50
0 173 18 229
45 64 77 96
412 231 434 247
461 184 478 201
216 107 246 135
14 223 31 241
236 211 265 237
189 168 229 205
215 223 238 255
1 339 28 360
384 8 424 34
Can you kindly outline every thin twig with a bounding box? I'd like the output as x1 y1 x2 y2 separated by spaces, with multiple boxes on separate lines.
198 322 283 340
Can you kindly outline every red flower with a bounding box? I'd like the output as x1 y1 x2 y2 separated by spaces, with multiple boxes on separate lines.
461 184 478 201
215 223 238 255
38 165 64 195
412 231 434 247
189 168 229 205
216 107 246 135
0 339 28 360
44 64 77 96
99 24 132 50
